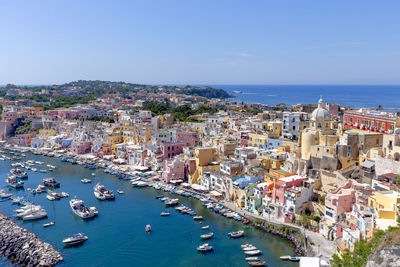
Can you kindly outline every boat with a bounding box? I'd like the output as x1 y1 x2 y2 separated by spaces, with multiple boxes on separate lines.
279 255 291 260
23 210 48 221
233 90 242 94
245 257 260 261
155 195 164 199
165 199 179 206
62 233 88 245
228 230 244 238
69 198 96 219
0 190 12 199
46 194 57 201
289 257 300 262
201 225 210 230
117 190 124 194
247 260 265 266
43 222 55 227
42 178 60 188
145 224 151 232
5 176 24 189
241 243 254 248
81 178 92 183
200 232 214 240
243 246 257 251
94 183 115 200
160 212 170 216
10 168 28 179
193 215 203 220
197 243 213 253
244 250 262 256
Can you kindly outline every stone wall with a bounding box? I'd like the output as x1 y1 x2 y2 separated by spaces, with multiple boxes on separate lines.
0 212 63 266
375 156 400 176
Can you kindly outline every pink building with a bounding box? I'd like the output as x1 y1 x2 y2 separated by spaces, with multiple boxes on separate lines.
325 181 356 223
162 159 185 183
17 134 35 146
176 131 199 147
271 175 307 204
70 141 92 154
160 142 184 160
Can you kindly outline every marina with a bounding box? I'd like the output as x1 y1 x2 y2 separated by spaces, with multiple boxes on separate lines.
0 151 296 266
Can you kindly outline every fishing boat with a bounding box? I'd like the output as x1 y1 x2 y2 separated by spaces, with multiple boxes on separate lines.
241 243 254 248
193 215 203 220
62 233 88 245
155 195 164 199
10 168 28 179
81 178 92 183
69 198 96 219
243 246 257 251
42 178 60 188
279 255 291 260
117 189 124 194
244 250 262 256
145 224 151 232
247 260 265 266
201 225 210 230
160 212 170 216
5 176 24 189
197 243 213 253
94 183 115 200
200 232 214 240
43 222 55 227
228 230 244 238
289 257 300 262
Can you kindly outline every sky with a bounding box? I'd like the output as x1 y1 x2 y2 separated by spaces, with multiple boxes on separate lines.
1 0 400 85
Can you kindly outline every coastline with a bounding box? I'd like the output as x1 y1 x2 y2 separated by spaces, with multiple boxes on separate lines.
0 212 63 267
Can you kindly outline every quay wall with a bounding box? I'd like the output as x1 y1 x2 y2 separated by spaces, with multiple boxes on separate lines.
0 212 63 267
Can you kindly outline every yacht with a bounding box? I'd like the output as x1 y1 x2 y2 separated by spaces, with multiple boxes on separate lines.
23 210 48 221
94 183 115 200
69 198 96 219
62 233 88 245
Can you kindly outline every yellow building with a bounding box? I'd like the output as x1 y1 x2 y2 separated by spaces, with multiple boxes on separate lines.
189 147 220 184
248 133 268 148
108 128 124 156
38 129 56 136
368 190 400 221
263 121 282 138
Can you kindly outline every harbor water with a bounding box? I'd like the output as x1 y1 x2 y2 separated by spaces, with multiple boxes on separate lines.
0 153 296 267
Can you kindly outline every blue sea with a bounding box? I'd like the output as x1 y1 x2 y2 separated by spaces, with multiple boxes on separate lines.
213 85 400 108
0 153 295 267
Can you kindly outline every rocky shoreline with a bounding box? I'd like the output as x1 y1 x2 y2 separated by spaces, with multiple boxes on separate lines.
0 212 63 267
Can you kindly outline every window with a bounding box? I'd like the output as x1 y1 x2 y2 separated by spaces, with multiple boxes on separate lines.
292 118 295 122
382 122 385 130
318 123 322 128
376 122 379 128
345 116 348 123
326 123 329 128
350 117 353 124
367 120 370 127
390 124 394 130
292 126 296 130
357 118 360 125
362 119 365 125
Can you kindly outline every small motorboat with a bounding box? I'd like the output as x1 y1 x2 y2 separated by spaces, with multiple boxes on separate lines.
228 230 244 238
197 243 213 253
279 255 291 260
241 243 253 248
0 190 12 199
62 233 88 245
145 224 151 232
247 260 265 266
81 179 92 184
243 246 257 251
289 257 300 262
244 250 262 256
193 216 203 221
43 222 55 227
245 257 260 261
160 212 170 216
201 225 210 230
200 232 214 240
155 195 164 199
117 190 124 194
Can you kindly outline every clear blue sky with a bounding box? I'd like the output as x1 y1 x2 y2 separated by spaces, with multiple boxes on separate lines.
1 0 400 85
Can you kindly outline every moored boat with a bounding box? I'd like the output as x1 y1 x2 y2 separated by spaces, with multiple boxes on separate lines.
201 225 210 230
193 215 203 221
200 232 214 240
70 198 96 219
81 178 92 183
160 212 170 216
247 260 265 266
244 250 262 256
145 224 151 232
94 183 115 200
279 255 291 260
197 243 213 253
43 221 55 227
228 230 244 238
289 257 300 262
117 189 124 194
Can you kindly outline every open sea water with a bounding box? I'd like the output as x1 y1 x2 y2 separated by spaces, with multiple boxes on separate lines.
214 85 400 108
0 153 296 267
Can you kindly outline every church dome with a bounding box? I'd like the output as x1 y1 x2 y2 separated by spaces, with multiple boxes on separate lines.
311 97 331 120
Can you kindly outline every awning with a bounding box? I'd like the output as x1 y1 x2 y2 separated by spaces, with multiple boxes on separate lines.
191 184 207 191
210 191 222 197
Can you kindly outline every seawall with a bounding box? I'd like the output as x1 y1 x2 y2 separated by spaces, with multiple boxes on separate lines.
0 212 63 267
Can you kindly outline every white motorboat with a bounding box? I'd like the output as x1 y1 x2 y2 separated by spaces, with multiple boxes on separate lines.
0 190 12 198
23 210 47 221
62 233 88 245
70 198 96 219
94 183 114 200
145 224 151 232
193 216 203 221
200 232 214 240
43 222 55 227
201 225 210 230
228 230 244 238
197 243 213 252
81 178 92 184
243 246 257 251
160 212 170 216
244 250 262 256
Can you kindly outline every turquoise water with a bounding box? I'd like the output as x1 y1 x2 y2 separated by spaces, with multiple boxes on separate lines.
0 153 296 267
214 85 400 108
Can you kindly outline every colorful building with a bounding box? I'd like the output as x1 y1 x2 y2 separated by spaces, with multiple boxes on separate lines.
344 110 399 134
